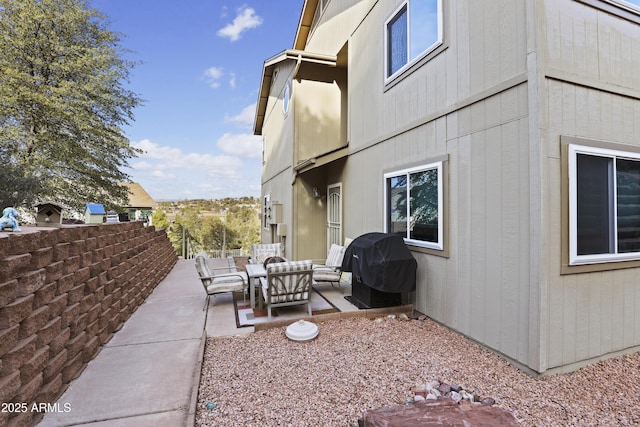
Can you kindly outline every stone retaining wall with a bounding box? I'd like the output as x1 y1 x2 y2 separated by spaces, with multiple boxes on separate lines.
0 222 177 426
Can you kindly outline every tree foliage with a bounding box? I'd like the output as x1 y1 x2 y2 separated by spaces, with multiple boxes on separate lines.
151 208 170 230
161 198 261 257
0 144 41 207
0 0 142 212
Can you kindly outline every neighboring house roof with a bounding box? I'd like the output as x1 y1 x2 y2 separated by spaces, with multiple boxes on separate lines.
120 182 157 209
85 203 106 215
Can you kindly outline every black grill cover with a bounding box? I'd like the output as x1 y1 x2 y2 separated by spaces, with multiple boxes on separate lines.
341 232 417 293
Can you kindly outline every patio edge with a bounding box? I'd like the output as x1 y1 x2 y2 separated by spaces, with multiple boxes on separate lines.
253 304 414 331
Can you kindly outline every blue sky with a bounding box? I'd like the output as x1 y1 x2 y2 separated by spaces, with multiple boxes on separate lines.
90 1 304 201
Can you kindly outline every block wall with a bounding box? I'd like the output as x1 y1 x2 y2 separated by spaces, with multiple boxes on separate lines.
0 222 177 426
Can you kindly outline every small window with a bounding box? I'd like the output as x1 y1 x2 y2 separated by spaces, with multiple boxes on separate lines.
385 162 443 250
569 144 640 265
283 81 291 114
385 0 443 81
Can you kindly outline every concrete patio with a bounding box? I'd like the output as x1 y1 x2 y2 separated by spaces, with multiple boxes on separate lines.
38 257 365 426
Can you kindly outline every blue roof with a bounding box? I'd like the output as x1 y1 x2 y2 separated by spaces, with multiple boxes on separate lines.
85 203 106 215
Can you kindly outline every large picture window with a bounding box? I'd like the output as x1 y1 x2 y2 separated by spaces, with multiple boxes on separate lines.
385 162 443 250
385 0 443 81
569 144 640 265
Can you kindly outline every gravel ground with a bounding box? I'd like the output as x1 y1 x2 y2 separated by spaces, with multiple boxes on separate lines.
196 315 640 426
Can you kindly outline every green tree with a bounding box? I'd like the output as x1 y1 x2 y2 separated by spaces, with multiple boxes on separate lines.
170 209 203 256
0 144 41 207
151 209 170 230
227 206 260 250
0 0 142 212
200 215 238 253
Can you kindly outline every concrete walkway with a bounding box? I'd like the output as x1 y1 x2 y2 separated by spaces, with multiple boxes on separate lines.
39 259 206 427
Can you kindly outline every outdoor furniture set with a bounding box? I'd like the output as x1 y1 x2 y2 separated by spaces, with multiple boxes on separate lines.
194 242 347 320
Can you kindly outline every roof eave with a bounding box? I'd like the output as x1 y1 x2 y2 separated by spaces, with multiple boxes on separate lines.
253 49 337 135
294 0 318 50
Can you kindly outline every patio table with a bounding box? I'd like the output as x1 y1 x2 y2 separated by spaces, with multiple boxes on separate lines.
245 263 266 309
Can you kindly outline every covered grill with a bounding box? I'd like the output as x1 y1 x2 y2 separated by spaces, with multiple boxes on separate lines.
342 232 417 308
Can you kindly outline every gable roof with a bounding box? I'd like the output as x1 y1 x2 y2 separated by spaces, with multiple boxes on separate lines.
254 1 340 135
85 203 106 215
120 182 157 209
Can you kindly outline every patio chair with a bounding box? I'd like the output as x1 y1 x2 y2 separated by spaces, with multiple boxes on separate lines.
260 260 313 320
250 243 283 265
312 244 346 293
195 252 248 311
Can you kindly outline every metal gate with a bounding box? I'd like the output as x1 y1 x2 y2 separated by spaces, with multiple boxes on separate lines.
327 183 342 248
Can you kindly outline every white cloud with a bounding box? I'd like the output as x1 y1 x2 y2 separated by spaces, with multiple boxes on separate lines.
216 6 263 42
225 103 256 126
229 72 236 89
151 169 176 179
130 160 154 170
132 139 245 170
216 133 262 158
203 66 224 89
128 139 261 200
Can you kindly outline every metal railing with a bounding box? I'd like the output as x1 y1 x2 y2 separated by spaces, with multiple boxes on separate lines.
182 247 249 260
207 248 248 258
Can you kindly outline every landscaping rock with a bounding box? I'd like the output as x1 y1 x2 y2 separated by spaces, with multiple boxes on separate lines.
361 399 519 427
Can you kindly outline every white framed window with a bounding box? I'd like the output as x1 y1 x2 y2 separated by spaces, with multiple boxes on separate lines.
312 0 330 31
606 0 640 13
384 0 443 82
384 161 443 250
569 144 640 265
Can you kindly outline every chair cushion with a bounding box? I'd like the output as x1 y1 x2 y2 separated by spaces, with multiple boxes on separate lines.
312 267 341 282
195 254 212 278
325 244 346 268
266 259 312 274
204 271 246 293
213 271 248 282
206 282 244 294
251 243 283 264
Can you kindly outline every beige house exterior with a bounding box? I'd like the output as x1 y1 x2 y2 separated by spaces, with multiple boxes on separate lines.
254 0 640 375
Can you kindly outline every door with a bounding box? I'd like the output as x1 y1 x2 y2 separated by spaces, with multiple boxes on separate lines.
327 183 342 249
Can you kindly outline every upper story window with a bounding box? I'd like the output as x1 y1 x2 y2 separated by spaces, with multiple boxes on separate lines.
607 0 640 12
569 144 640 265
385 161 443 250
312 0 331 34
283 81 291 114
385 0 443 82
